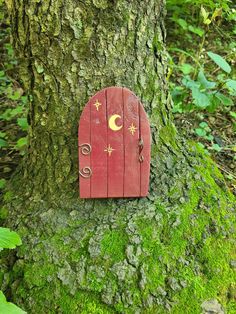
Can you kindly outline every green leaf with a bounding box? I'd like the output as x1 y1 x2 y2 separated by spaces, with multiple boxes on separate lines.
20 96 28 105
0 106 23 121
192 87 211 108
0 291 26 314
212 8 222 21
182 76 199 89
0 139 8 148
197 70 216 89
8 90 21 101
0 227 22 249
11 107 24 116
199 122 208 128
209 94 221 112
0 109 12 121
201 6 209 21
188 25 204 37
211 143 222 152
204 18 211 25
229 111 236 119
215 93 233 106
207 51 231 73
205 134 214 141
226 79 236 91
0 179 6 189
0 132 6 138
195 128 207 137
17 118 29 131
172 102 183 114
15 137 27 149
171 85 185 97
180 63 194 75
177 18 188 30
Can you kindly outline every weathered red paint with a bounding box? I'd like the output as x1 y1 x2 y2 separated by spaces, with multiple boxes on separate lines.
90 89 107 198
107 87 124 197
78 87 151 198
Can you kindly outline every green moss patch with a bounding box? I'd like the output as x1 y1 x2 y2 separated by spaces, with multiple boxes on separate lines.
100 229 128 263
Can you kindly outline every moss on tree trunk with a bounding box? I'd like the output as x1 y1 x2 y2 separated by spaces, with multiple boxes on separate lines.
1 0 235 313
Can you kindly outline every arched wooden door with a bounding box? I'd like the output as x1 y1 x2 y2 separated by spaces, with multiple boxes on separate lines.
78 87 151 198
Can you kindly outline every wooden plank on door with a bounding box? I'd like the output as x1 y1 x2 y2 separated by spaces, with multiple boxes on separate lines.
139 103 151 196
106 87 124 197
78 104 91 198
90 90 108 198
123 88 140 197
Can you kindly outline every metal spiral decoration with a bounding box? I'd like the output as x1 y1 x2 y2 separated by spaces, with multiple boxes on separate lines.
139 155 144 163
79 143 92 155
138 138 144 163
79 167 92 178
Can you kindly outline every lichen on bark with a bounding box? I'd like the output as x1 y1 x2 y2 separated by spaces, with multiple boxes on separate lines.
1 0 236 313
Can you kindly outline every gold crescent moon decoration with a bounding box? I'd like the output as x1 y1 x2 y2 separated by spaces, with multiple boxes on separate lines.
108 114 123 131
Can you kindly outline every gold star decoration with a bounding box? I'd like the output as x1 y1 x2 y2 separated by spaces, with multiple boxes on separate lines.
94 100 102 111
104 144 115 157
128 123 137 136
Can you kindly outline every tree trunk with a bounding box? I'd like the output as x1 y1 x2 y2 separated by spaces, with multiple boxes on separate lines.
1 1 235 313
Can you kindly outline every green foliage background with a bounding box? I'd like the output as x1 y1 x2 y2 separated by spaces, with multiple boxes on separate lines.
166 0 236 191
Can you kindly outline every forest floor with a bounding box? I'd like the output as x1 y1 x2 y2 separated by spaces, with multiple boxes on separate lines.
0 2 236 195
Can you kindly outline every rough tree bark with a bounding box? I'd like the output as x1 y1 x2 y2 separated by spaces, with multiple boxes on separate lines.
1 0 235 313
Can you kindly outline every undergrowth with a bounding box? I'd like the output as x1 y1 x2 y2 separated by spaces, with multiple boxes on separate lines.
166 0 236 193
0 0 28 191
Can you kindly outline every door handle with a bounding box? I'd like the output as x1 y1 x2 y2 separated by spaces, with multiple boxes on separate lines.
138 138 144 163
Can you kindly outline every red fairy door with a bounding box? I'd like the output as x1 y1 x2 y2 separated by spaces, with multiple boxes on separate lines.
78 87 151 198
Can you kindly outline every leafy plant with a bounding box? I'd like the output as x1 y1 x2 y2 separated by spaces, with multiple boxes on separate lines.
167 1 236 193
169 3 236 114
0 0 29 187
174 60 235 112
0 227 25 313
0 292 26 314
195 121 213 140
167 0 236 113
207 51 231 73
0 227 22 250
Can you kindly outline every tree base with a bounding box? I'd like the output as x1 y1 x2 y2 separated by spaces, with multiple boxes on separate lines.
1 143 236 313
